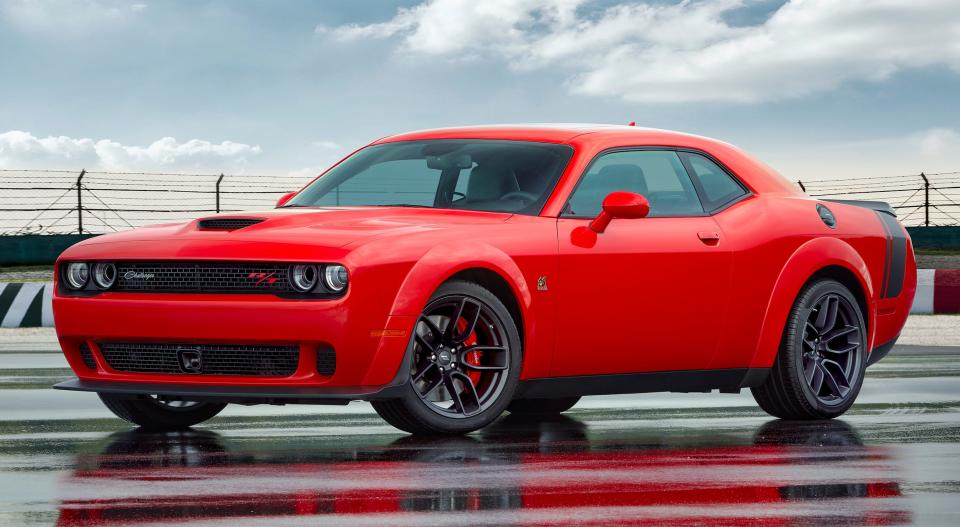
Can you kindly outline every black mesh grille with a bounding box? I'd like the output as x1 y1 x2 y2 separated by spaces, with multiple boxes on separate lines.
115 262 292 293
197 218 265 230
78 342 97 369
99 342 300 376
316 345 336 376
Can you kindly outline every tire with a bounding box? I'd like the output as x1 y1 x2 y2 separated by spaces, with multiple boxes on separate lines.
372 280 522 435
507 396 580 415
752 278 867 420
98 393 226 430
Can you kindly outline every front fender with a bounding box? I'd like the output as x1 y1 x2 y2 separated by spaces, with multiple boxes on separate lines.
750 237 876 368
362 241 541 385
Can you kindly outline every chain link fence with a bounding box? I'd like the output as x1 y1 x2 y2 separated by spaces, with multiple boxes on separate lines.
1 168 959 234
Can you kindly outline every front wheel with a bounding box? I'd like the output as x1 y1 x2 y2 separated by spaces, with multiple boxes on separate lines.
99 393 226 430
372 281 522 435
752 278 867 420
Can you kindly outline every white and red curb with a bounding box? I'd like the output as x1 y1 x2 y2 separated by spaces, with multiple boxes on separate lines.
1 272 959 328
912 269 960 314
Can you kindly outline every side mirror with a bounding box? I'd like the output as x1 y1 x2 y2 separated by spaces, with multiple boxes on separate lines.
276 191 297 208
589 191 650 233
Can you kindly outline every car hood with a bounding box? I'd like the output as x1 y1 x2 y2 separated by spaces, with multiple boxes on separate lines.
73 207 514 250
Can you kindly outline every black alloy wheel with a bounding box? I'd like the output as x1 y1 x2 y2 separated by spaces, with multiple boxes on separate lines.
372 281 522 435
800 293 863 405
411 294 512 418
752 278 867 420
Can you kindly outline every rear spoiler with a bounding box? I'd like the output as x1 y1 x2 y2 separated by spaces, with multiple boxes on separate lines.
822 200 896 218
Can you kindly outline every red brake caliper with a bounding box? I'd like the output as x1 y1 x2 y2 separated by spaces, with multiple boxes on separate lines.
456 318 482 386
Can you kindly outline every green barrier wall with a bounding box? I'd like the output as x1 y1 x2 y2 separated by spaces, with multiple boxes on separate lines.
0 234 99 266
906 227 960 251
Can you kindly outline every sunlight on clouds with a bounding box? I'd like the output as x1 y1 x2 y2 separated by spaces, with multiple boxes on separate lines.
0 131 261 172
326 0 960 103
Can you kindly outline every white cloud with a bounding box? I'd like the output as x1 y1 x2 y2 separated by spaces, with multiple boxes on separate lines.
326 0 960 103
0 0 147 34
0 130 261 172
916 128 960 155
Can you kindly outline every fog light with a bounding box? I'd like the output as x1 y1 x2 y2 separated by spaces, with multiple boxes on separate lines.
93 262 117 289
290 264 318 292
324 265 348 292
65 262 89 289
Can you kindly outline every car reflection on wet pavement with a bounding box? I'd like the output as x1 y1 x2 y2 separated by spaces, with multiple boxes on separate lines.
1 339 959 526
50 417 918 527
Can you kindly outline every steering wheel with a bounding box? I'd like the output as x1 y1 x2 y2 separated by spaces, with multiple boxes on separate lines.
501 191 538 203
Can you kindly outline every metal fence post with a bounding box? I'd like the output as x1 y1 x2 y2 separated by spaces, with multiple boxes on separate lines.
76 169 86 234
920 172 929 227
216 173 224 213
797 179 806 192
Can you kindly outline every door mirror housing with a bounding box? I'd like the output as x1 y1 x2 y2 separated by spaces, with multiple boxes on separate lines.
589 191 650 233
276 191 297 208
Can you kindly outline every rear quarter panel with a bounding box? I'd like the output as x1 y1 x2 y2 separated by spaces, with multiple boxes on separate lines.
711 195 913 370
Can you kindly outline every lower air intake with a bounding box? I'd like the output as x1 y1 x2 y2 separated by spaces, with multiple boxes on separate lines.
78 342 97 369
99 342 300 377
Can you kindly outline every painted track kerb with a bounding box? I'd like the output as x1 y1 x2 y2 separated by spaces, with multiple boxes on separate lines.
0 282 53 328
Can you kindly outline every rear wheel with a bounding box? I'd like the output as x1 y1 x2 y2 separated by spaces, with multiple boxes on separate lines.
752 278 867 419
99 393 226 430
372 281 522 435
507 396 580 415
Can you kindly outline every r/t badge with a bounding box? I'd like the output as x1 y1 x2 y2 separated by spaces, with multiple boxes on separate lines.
537 276 548 291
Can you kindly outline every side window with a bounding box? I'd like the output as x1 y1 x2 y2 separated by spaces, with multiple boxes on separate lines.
564 150 704 218
682 153 747 211
314 159 440 206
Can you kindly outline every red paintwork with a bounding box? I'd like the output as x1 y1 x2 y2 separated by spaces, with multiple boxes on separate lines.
53 125 916 393
53 424 909 526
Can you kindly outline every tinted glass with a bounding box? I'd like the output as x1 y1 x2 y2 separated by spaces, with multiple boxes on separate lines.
683 153 747 210
564 150 704 217
287 140 574 215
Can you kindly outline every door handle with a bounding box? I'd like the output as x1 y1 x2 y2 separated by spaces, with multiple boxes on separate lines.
698 231 721 245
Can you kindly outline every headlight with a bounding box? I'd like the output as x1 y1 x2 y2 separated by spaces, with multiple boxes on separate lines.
65 262 89 289
92 262 117 289
323 265 348 292
289 264 318 292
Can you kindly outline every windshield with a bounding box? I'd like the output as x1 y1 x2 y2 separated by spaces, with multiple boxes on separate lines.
286 140 574 215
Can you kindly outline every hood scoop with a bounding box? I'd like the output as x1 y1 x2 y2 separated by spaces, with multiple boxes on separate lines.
197 217 266 231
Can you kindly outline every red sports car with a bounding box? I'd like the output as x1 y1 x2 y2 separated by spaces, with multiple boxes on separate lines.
53 125 916 434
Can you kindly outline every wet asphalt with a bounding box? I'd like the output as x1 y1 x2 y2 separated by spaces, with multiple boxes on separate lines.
1 333 959 526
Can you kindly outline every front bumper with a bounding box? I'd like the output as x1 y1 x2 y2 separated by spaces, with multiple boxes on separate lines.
54 378 407 405
53 291 415 391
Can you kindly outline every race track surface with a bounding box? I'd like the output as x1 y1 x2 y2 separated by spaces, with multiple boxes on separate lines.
1 329 958 526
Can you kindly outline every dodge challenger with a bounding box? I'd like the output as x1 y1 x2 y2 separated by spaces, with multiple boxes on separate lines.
52 125 916 434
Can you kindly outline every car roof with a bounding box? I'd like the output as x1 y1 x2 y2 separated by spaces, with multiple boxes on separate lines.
376 123 717 145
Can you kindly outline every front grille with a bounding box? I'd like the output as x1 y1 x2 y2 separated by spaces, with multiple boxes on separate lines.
198 217 265 230
115 262 292 293
78 342 97 369
99 342 300 376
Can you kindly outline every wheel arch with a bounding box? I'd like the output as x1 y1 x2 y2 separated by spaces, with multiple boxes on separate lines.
387 241 533 356
750 237 876 369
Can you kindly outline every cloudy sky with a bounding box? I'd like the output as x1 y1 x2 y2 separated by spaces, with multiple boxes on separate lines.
1 0 958 181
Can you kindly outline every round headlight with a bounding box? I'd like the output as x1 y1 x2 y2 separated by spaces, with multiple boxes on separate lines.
93 262 117 289
289 264 318 292
324 265 348 292
65 262 89 289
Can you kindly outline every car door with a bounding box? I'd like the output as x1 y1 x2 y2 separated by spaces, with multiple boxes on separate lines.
553 149 733 377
